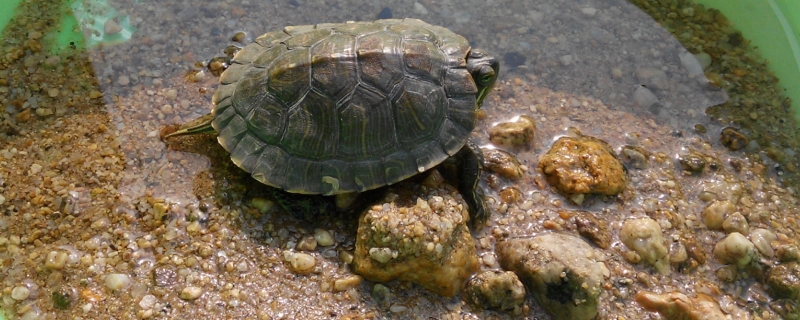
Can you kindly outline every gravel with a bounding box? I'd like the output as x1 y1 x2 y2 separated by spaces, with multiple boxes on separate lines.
1 0 798 318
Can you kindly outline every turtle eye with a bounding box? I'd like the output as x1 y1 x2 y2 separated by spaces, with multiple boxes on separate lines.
478 66 496 86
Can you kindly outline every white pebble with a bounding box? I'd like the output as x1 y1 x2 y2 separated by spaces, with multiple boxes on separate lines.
139 294 157 309
0 194 5 206
620 218 669 273
104 273 132 290
180 286 203 300
11 286 30 300
390 304 408 313
285 252 316 274
713 232 756 267
749 228 777 258
369 247 394 263
314 228 335 247
193 71 206 82
581 7 597 16
30 163 43 175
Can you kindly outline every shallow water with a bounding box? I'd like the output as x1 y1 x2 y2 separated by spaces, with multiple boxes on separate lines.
1 0 798 319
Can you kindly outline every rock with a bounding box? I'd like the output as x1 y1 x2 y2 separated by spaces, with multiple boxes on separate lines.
139 294 157 309
713 232 757 268
777 244 800 262
251 197 274 213
634 291 727 320
721 212 748 234
701 200 735 230
573 211 611 249
104 274 132 290
678 151 707 173
52 287 76 309
496 234 605 320
766 262 800 300
352 188 479 297
333 275 363 292
371 284 394 308
620 218 669 273
635 67 669 90
619 145 650 170
296 236 317 251
45 250 68 270
284 252 316 274
104 19 123 35
720 127 748 151
464 270 525 313
770 299 800 319
679 50 705 76
559 54 573 66
314 228 335 247
499 187 522 204
538 133 626 203
633 85 659 108
180 286 203 300
483 148 524 180
11 286 30 300
152 265 178 287
489 115 536 148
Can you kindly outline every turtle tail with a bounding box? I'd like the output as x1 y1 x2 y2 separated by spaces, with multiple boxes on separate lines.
163 113 217 139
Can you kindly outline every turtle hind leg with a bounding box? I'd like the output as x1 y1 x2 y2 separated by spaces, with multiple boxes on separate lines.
453 140 489 226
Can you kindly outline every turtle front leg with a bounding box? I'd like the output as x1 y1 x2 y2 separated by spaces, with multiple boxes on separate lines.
454 140 488 225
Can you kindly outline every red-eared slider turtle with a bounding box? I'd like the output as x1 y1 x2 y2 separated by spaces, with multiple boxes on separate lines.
166 18 499 223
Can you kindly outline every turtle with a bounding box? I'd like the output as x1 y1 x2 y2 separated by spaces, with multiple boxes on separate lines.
165 18 499 224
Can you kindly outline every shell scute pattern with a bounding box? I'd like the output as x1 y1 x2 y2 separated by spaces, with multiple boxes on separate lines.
213 19 477 195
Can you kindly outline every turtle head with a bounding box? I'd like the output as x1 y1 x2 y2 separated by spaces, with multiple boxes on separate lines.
466 49 499 108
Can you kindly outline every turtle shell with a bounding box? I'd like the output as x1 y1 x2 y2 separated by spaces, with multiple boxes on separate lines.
211 18 480 195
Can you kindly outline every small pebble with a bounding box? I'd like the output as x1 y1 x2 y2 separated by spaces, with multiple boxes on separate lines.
390 304 408 313
193 71 206 82
45 250 68 270
47 88 59 97
35 107 54 117
333 275 363 292
314 228 335 247
251 198 274 213
180 286 203 300
104 274 131 290
582 7 597 16
104 19 123 35
285 252 316 274
29 163 43 175
11 286 30 300
559 54 573 66
139 294 157 309
117 75 130 86
633 85 659 108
